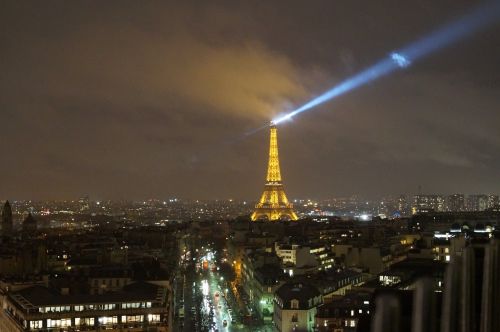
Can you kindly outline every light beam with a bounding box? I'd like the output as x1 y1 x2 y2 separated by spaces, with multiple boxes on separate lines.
272 1 500 125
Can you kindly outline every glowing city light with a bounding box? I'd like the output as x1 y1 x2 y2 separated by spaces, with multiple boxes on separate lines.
272 1 500 125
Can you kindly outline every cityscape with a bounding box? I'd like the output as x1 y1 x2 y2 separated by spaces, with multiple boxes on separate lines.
1 1 500 332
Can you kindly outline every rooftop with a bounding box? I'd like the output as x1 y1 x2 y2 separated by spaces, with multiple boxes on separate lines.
9 281 162 309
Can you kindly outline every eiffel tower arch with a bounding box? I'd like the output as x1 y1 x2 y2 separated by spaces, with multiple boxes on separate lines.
251 123 298 221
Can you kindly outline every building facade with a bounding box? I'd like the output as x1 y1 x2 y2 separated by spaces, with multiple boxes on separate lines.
0 282 170 332
274 282 322 332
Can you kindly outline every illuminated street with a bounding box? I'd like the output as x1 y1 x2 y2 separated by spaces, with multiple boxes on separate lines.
174 243 273 332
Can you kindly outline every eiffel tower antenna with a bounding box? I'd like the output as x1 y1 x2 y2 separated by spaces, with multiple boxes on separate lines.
251 122 298 221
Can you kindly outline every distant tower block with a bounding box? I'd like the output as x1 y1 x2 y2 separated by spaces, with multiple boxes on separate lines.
1 200 13 236
251 123 298 221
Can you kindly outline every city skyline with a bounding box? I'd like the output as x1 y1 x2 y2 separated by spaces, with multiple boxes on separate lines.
1 2 499 331
2 1 500 200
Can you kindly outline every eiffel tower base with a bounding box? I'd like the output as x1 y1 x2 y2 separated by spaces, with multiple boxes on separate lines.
251 207 298 221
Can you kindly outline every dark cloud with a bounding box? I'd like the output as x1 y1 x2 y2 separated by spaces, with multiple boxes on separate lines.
1 0 499 200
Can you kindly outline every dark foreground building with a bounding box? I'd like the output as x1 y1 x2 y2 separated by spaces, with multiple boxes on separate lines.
0 281 170 331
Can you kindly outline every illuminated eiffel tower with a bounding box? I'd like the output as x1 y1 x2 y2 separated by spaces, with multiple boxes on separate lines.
251 123 298 221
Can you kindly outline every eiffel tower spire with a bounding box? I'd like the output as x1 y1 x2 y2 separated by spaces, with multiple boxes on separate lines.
251 123 298 221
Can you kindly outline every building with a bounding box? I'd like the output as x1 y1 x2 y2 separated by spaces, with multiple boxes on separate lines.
2 201 13 237
315 291 372 332
397 195 409 216
467 194 489 211
446 194 465 212
275 244 317 268
252 264 286 320
251 123 298 221
274 282 322 332
412 195 446 214
331 245 393 275
22 214 37 236
310 269 366 301
487 195 499 209
0 281 170 332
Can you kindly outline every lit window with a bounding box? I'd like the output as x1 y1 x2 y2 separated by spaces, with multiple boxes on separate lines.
83 318 94 326
123 315 143 322
47 318 71 328
351 310 354 317
445 255 450 262
291 299 299 309
75 305 84 311
350 320 356 327
98 316 118 325
122 302 141 309
30 321 43 329
148 314 161 322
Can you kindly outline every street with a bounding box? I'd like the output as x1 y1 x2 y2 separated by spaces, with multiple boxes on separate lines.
174 244 273 332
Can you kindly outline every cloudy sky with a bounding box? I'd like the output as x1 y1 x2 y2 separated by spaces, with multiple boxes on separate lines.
1 1 499 200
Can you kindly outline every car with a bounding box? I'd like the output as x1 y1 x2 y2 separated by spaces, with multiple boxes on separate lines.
215 292 219 297
223 320 227 327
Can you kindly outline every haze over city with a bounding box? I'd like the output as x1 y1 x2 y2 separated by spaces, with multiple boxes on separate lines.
2 0 499 200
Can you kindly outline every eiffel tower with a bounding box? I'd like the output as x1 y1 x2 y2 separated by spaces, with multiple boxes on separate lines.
251 122 298 221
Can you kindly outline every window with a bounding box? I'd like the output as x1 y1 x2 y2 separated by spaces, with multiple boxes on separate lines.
290 299 299 309
350 320 356 327
123 315 144 322
148 314 161 322
291 313 298 322
74 305 84 311
445 255 450 262
83 318 94 326
98 316 118 325
100 303 115 310
30 321 43 329
47 318 71 328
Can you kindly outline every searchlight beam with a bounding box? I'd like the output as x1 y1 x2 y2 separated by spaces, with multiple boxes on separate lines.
272 1 500 125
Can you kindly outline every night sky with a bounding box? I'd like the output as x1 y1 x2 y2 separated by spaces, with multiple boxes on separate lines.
1 1 499 200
